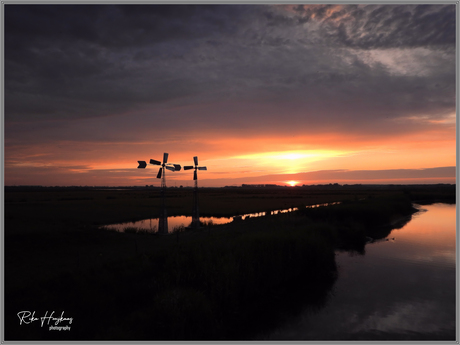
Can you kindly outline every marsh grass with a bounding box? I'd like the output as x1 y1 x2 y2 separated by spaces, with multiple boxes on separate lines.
133 215 339 339
123 226 157 235
297 194 417 242
123 226 141 234
200 219 214 227
172 224 186 233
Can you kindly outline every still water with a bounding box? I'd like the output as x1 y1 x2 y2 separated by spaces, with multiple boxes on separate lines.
258 203 457 340
103 202 339 232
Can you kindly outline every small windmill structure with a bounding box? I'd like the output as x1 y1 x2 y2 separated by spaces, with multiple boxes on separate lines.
137 152 181 234
184 156 207 228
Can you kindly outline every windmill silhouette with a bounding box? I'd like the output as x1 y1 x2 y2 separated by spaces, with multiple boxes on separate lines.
184 156 207 228
137 152 181 234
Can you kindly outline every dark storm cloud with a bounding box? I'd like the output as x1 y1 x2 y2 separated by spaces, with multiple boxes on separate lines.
5 4 247 121
293 4 455 49
5 5 242 51
4 4 456 142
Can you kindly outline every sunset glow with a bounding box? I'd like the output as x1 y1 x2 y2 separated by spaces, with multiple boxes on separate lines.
4 4 456 187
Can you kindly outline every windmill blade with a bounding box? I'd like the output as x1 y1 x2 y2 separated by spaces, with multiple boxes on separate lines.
184 166 194 170
173 164 181 171
156 168 162 179
137 161 147 169
198 166 207 170
193 156 198 166
194 170 197 180
165 166 175 171
150 159 161 165
163 153 169 164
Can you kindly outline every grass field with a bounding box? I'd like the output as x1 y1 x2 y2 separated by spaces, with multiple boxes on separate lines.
3 184 456 340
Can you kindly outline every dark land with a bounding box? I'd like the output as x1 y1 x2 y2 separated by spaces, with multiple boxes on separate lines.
3 184 456 340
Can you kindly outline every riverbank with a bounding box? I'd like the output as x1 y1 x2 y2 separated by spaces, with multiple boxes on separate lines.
5 185 441 340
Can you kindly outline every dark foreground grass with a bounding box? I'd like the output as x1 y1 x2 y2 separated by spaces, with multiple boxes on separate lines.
4 187 445 340
5 218 337 340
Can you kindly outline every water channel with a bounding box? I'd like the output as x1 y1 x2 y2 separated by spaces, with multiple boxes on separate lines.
256 203 457 340
102 202 340 232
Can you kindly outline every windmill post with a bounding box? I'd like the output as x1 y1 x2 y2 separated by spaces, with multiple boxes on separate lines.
184 156 207 229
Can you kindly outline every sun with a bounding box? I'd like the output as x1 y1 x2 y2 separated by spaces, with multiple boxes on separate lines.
282 153 307 160
286 180 299 187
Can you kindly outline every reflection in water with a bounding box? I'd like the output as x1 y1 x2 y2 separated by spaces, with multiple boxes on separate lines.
258 203 456 340
103 202 340 233
103 215 232 232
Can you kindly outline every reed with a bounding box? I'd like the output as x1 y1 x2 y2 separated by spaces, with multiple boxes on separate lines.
123 226 156 235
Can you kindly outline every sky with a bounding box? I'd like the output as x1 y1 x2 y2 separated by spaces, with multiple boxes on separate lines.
3 3 457 187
